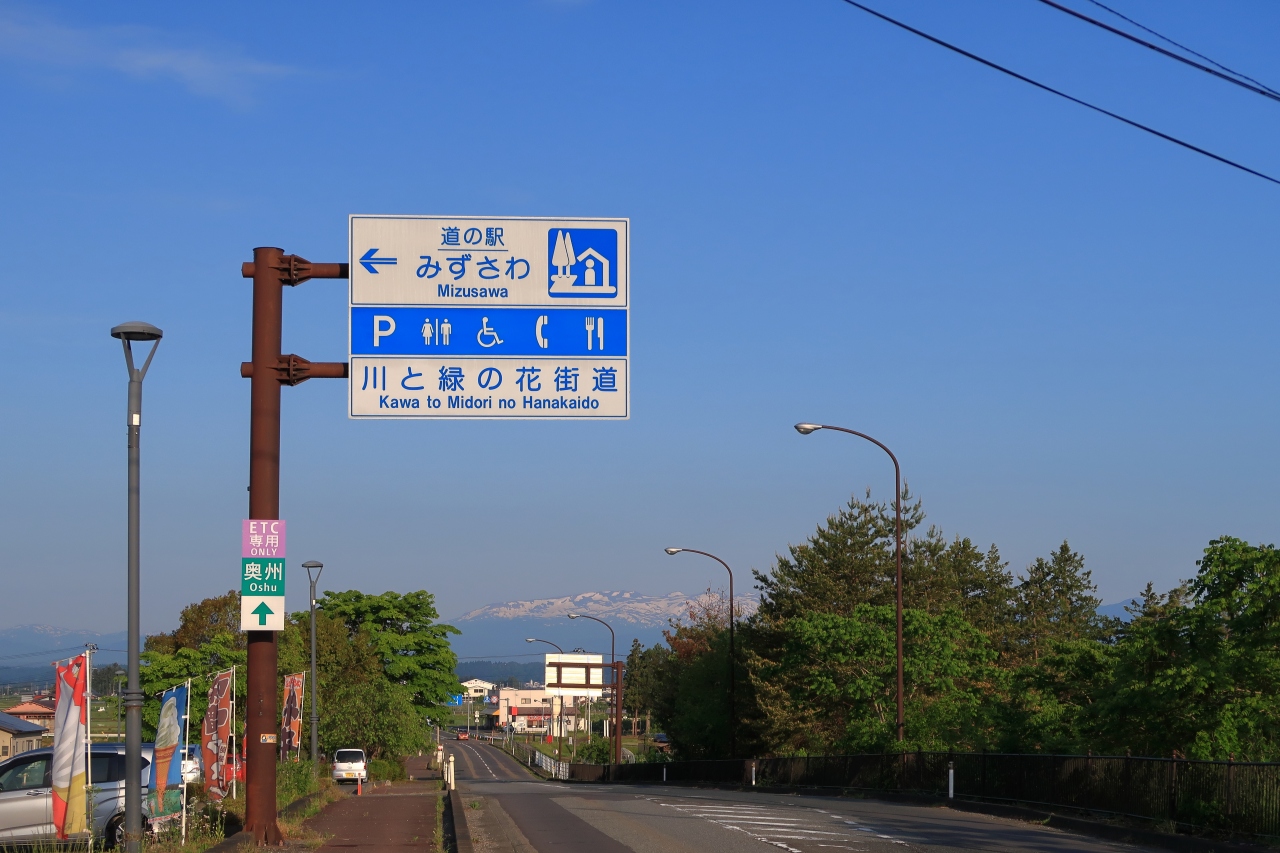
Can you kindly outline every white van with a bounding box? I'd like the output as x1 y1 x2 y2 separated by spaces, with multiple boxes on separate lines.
331 749 367 784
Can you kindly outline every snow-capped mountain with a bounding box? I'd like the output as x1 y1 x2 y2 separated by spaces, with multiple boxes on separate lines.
448 591 757 662
453 590 757 626
0 625 129 688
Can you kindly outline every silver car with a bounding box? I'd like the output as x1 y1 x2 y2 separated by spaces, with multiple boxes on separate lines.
331 749 367 784
0 743 153 847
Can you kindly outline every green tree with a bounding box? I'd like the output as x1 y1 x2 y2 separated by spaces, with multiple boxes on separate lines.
145 591 244 654
998 637 1115 753
320 679 429 759
139 631 246 740
1012 542 1114 664
754 490 924 623
754 606 1002 753
316 589 461 715
623 638 670 721
1097 539 1280 760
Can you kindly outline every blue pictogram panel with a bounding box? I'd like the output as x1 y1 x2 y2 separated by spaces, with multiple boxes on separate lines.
352 307 627 356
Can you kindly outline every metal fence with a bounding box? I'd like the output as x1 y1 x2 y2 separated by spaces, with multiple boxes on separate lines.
493 737 569 780
573 752 1280 838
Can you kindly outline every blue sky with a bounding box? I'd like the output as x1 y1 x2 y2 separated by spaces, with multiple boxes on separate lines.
1 0 1278 637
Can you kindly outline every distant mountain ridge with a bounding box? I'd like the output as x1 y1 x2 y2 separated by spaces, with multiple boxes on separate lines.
0 625 129 689
453 590 758 626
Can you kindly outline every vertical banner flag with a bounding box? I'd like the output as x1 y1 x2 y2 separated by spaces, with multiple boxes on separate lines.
280 674 304 760
202 670 234 801
52 655 88 839
148 684 189 821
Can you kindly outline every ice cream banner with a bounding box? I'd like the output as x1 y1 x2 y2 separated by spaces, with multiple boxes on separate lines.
280 673 304 759
202 670 234 801
52 654 88 839
148 684 188 821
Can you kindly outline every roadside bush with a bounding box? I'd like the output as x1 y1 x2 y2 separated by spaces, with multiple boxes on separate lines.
277 759 320 804
368 757 406 781
574 738 613 765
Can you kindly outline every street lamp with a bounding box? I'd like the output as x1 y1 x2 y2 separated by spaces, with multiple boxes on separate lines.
567 613 622 764
663 548 736 757
526 638 565 761
795 422 906 744
110 320 162 853
301 561 323 764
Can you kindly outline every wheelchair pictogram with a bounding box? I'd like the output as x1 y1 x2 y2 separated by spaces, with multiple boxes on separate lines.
476 316 504 348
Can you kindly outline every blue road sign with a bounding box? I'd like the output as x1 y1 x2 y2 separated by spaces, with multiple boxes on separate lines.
349 215 629 420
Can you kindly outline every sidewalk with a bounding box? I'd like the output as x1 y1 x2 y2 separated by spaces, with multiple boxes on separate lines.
307 782 442 852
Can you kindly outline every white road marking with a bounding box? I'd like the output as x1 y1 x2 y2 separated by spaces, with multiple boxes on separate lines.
648 798 911 852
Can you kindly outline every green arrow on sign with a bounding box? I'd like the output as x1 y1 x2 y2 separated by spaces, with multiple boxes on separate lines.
251 601 274 626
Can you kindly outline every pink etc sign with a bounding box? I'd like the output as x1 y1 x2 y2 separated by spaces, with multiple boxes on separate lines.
242 520 286 559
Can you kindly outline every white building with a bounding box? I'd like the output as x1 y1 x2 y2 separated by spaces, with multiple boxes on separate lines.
460 678 494 699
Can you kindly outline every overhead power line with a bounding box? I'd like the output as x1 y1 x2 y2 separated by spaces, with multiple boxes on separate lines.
0 646 90 663
1082 0 1280 98
836 0 1280 187
1034 0 1280 104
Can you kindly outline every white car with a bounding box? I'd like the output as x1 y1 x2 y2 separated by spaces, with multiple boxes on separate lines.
331 749 367 784
180 744 202 785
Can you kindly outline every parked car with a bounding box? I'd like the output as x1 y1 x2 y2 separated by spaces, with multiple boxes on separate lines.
331 749 367 784
180 743 202 785
0 743 153 847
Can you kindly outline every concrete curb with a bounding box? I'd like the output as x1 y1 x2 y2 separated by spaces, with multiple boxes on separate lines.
448 789 474 853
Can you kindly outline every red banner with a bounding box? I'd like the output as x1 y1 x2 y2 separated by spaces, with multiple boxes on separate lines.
201 670 234 801
52 655 87 839
280 673 304 759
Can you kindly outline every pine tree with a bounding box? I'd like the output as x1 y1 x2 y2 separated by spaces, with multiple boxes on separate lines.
1012 541 1112 663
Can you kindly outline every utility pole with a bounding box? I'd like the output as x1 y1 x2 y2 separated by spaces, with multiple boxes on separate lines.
241 248 347 844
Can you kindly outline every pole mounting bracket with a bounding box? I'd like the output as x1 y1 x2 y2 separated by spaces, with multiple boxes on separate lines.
241 354 348 386
241 255 350 285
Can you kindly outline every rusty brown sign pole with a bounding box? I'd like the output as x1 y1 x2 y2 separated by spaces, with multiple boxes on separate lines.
241 247 347 845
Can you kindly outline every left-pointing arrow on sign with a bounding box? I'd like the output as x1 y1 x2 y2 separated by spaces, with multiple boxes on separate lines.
359 248 398 274
252 601 274 625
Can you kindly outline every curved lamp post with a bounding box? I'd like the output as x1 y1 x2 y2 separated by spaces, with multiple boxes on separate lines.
301 561 323 764
663 548 736 757
794 422 905 744
567 613 621 764
526 638 565 761
110 320 162 853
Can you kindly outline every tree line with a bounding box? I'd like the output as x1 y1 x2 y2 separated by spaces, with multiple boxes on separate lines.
625 491 1280 761
141 588 460 760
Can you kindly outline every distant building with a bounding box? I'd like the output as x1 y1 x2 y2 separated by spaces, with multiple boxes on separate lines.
460 678 494 699
490 686 590 735
6 698 56 728
0 711 46 758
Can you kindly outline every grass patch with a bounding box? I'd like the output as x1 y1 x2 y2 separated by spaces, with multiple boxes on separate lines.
435 781 446 852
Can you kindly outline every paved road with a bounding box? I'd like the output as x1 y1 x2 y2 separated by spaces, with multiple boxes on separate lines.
446 740 1165 853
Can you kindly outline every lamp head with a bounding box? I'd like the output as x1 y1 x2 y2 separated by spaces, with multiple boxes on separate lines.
110 321 163 342
794 423 822 435
525 638 536 643
301 560 323 569
663 547 682 555
568 613 579 619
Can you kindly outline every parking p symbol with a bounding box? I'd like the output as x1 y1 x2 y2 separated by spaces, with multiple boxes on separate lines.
373 315 396 347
